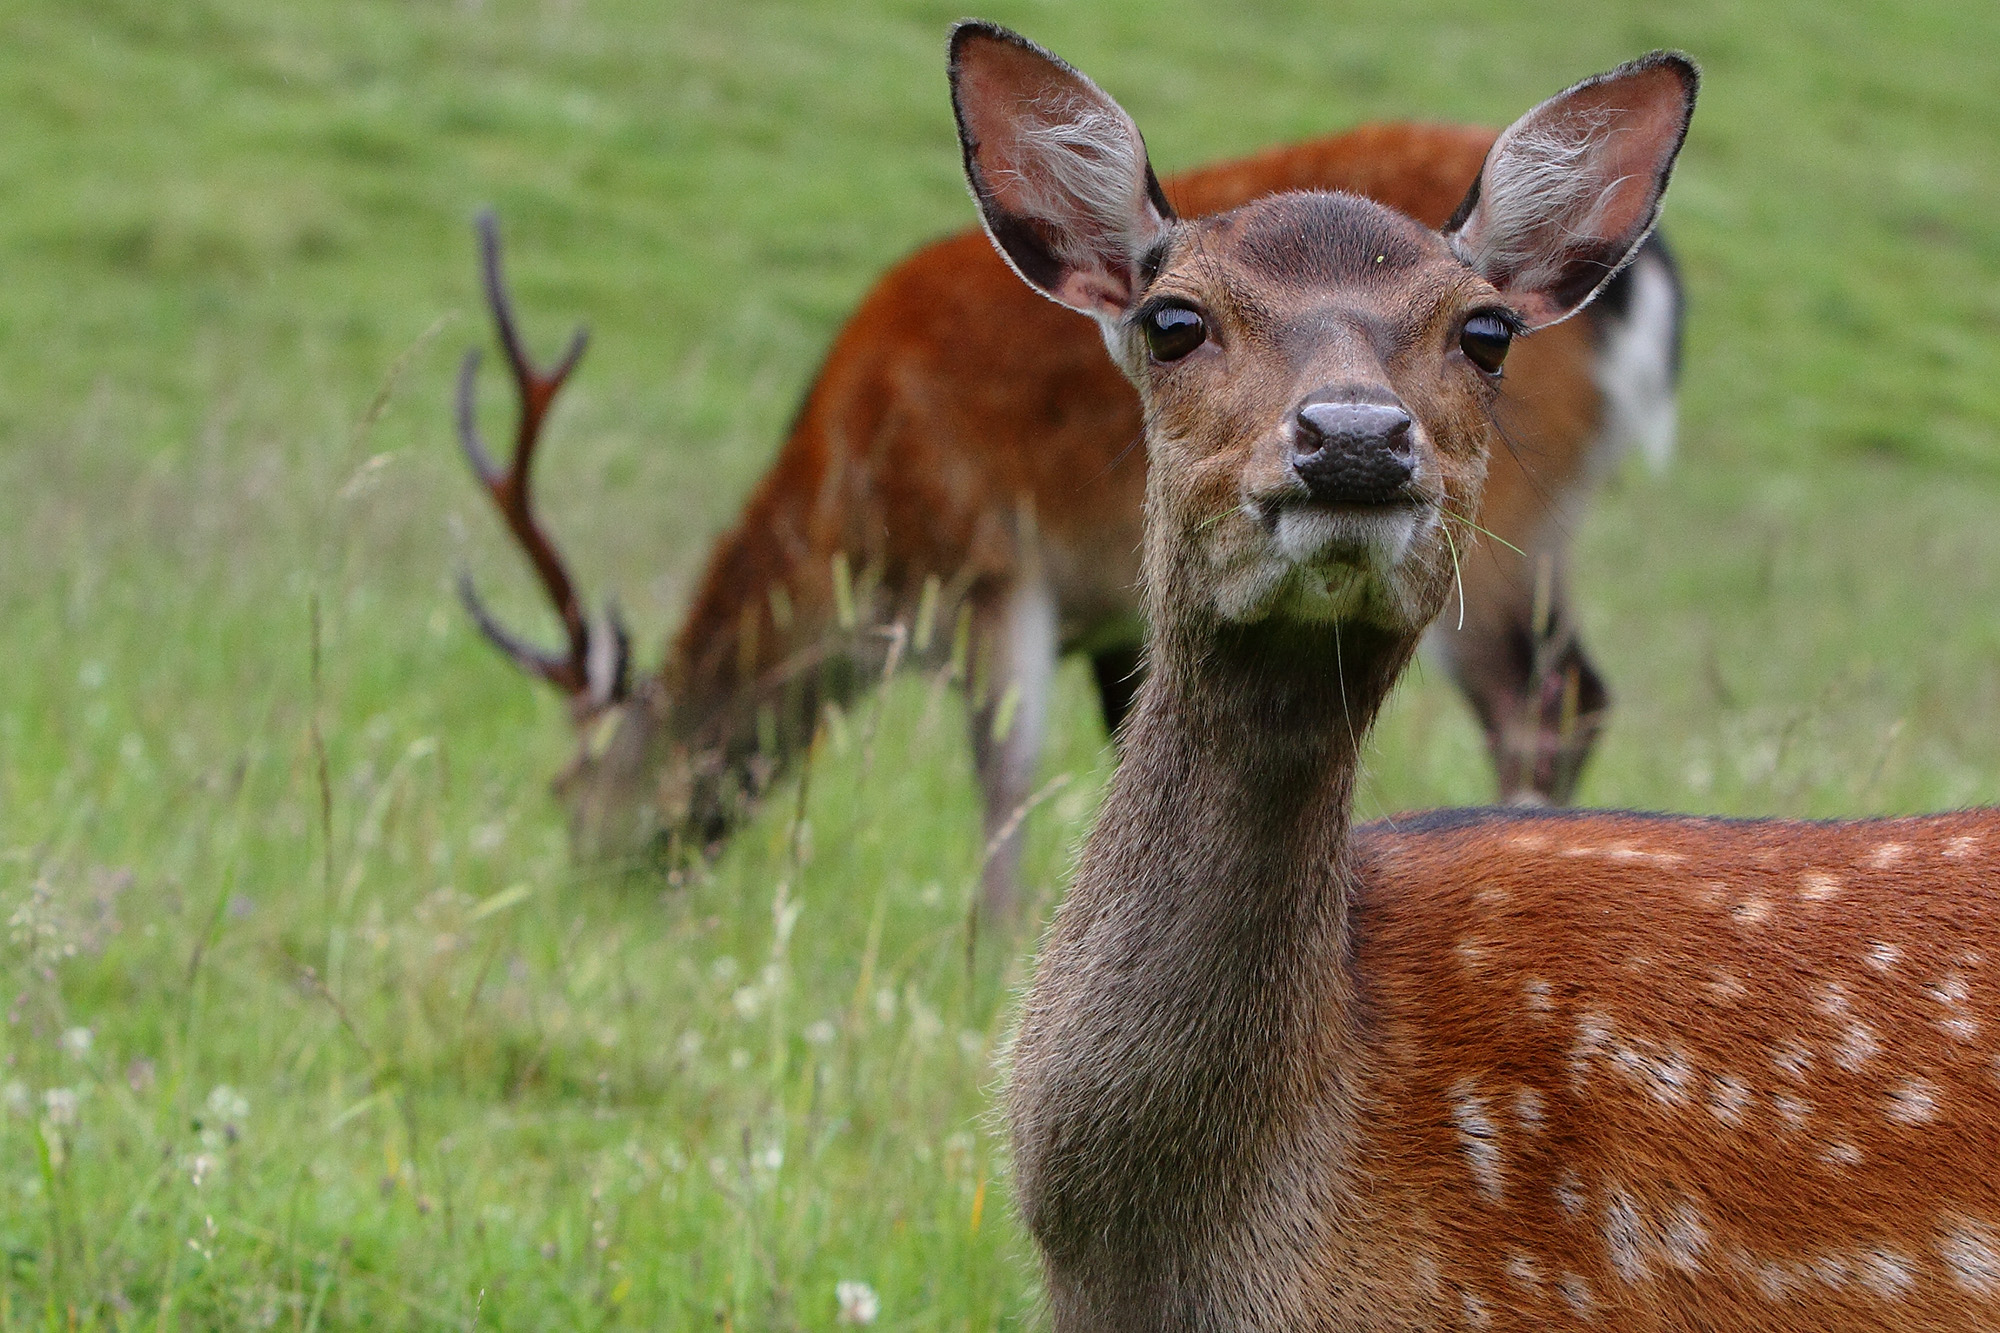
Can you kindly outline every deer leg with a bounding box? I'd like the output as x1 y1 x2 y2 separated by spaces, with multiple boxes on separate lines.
964 577 1058 931
1089 643 1145 743
1428 548 1610 805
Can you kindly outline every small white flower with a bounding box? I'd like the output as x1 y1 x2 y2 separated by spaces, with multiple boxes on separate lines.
59 1027 93 1059
42 1087 80 1127
205 1085 249 1124
803 1020 837 1046
754 1143 783 1173
202 1085 248 1148
836 1279 880 1325
188 1153 218 1188
731 985 764 1019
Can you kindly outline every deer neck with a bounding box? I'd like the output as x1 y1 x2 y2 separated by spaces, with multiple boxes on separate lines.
1010 608 1414 1304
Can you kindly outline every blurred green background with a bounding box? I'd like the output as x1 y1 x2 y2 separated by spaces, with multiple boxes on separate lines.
2 0 1997 1327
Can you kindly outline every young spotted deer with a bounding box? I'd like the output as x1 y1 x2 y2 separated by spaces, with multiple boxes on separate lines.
458 79 1683 920
957 22 2000 1332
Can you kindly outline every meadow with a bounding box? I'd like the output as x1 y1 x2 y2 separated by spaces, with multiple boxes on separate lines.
2 0 1998 1327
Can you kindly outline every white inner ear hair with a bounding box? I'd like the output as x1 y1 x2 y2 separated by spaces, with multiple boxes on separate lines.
1000 92 1151 271
1457 106 1635 292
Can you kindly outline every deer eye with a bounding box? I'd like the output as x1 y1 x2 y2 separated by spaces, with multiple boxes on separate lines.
1459 312 1514 375
1142 304 1207 362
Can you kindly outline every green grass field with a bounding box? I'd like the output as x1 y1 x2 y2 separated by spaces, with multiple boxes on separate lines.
2 0 1998 1327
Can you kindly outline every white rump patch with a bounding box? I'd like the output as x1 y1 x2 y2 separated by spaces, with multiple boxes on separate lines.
1590 244 1680 470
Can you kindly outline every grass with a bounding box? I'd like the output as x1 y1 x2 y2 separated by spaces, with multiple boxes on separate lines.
2 0 1998 1326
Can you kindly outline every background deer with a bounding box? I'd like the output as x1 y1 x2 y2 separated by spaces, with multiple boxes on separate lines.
958 21 2000 1333
459 68 1684 920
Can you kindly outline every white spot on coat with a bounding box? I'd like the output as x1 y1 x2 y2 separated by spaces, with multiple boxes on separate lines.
1855 1248 1916 1300
1522 977 1554 1015
1772 1039 1813 1081
1799 871 1842 901
1704 971 1747 1005
1732 895 1772 926
1514 1086 1547 1132
1460 1290 1493 1328
1836 1022 1880 1073
1555 1171 1588 1219
1772 1091 1812 1130
1450 1080 1505 1201
1940 1014 1983 1043
1886 1079 1940 1125
1662 1202 1710 1273
1606 1038 1693 1107
1569 1012 1614 1091
1867 941 1901 974
1558 1272 1595 1318
1708 1073 1752 1127
1505 1249 1541 1293
1938 1218 2000 1296
1944 835 1982 860
1866 842 1908 869
1604 1189 1648 1283
1819 1140 1863 1168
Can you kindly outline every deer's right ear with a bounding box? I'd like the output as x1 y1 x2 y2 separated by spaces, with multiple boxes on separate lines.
949 22 1175 319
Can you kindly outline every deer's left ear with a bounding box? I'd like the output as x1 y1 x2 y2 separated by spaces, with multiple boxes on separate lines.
1446 52 1698 330
949 21 1176 320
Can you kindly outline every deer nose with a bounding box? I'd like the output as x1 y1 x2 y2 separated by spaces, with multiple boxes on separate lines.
1291 400 1415 505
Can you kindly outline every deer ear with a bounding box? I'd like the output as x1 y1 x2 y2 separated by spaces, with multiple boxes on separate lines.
1445 52 1697 330
949 21 1175 319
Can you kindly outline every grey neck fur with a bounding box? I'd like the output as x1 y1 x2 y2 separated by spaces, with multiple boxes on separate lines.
1007 613 1415 1328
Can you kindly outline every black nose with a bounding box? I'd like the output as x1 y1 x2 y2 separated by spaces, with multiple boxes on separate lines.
1291 400 1415 505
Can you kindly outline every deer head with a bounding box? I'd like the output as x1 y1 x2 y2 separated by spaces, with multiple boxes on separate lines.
952 24 1694 667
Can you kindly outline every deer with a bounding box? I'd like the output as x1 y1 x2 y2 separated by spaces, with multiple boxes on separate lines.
457 68 1684 924
954 21 2000 1332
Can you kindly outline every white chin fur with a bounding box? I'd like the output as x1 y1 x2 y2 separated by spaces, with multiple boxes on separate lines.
1212 503 1436 625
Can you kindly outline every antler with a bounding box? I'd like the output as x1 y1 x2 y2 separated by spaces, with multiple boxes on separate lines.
456 210 631 722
